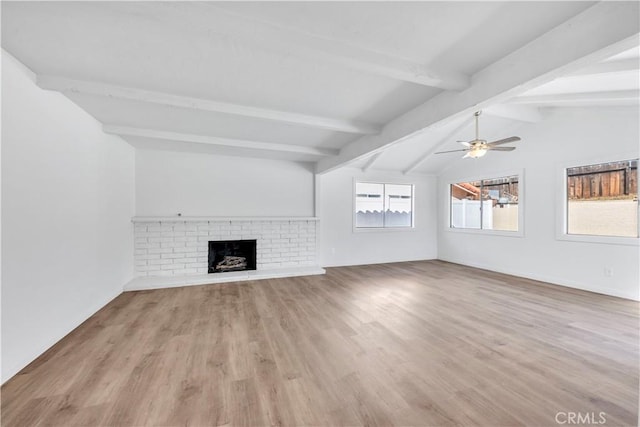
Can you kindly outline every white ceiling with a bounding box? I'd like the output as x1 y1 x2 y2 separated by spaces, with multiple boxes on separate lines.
2 1 638 173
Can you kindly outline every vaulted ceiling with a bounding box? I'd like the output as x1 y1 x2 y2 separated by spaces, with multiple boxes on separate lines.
2 1 639 173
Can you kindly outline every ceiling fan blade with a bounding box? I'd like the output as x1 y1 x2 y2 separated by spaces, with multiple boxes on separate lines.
487 136 521 146
435 148 470 154
489 146 516 151
459 141 471 147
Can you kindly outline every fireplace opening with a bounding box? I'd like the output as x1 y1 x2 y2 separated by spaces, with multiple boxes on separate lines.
208 240 257 274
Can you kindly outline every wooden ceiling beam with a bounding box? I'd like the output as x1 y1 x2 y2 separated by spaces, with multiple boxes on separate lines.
202 5 470 90
37 75 381 135
316 2 640 174
509 90 640 105
361 152 383 172
483 105 543 123
103 125 339 157
402 118 472 175
569 57 639 77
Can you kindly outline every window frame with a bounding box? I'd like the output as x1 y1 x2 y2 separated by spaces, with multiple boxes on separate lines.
556 153 639 246
353 180 415 232
445 169 525 238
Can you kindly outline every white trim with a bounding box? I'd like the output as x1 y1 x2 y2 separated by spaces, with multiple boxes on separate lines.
438 256 639 301
352 179 415 232
2 286 123 384
444 168 525 237
353 227 417 234
556 233 639 247
445 227 524 239
555 152 639 246
323 256 436 269
125 266 326 291
132 216 319 223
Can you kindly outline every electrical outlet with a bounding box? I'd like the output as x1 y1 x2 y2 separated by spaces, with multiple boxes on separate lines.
604 267 614 277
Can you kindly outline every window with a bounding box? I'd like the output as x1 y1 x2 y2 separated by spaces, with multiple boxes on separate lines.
566 159 638 238
450 175 519 232
355 182 413 228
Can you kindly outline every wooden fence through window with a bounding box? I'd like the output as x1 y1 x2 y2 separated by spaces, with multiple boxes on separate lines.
567 160 638 200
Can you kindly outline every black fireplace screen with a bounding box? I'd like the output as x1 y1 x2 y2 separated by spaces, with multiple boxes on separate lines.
208 240 257 274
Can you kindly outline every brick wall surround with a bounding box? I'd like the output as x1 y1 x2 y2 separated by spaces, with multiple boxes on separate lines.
134 218 318 277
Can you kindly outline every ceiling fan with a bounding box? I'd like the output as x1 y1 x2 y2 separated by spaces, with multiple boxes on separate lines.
435 111 521 158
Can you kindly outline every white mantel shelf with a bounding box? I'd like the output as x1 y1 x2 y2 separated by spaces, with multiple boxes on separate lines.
132 216 319 223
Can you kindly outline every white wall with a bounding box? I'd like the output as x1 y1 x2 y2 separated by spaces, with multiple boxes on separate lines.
319 168 437 266
438 107 639 300
135 150 315 217
1 51 135 382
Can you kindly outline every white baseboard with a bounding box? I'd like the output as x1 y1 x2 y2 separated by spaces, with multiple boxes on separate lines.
2 286 123 384
322 255 437 268
124 266 326 291
437 256 639 301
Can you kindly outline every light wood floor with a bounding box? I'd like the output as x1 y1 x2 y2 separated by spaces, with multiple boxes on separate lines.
2 261 638 426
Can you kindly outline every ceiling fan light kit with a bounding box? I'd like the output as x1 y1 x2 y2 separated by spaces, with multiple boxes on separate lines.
464 147 488 159
436 110 521 159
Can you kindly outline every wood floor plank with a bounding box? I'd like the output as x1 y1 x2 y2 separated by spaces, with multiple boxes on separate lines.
2 260 638 426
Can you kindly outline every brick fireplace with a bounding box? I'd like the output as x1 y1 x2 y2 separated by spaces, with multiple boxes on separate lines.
128 217 322 290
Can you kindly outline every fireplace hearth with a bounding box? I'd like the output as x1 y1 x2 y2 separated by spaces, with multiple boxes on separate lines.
133 218 318 280
208 240 257 274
